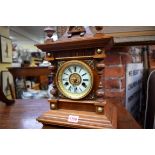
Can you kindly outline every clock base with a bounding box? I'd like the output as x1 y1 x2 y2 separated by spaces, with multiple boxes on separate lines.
48 99 106 114
37 105 117 129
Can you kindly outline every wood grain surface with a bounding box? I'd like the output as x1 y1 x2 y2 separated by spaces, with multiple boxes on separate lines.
0 99 141 129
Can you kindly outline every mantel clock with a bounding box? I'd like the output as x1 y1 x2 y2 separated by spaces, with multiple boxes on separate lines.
36 26 117 128
56 60 94 100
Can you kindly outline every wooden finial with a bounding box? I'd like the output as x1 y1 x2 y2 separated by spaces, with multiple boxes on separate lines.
67 26 86 38
94 26 104 37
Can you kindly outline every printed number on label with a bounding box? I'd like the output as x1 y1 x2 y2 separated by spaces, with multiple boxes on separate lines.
68 115 79 123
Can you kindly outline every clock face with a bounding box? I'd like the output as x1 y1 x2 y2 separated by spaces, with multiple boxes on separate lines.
56 60 94 99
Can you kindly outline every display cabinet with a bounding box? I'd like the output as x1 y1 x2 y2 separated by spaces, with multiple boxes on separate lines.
8 66 51 98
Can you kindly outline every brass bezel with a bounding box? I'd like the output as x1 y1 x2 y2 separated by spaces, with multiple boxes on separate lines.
56 60 94 100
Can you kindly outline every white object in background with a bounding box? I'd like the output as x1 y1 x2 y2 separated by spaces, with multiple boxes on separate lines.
22 92 33 99
25 80 32 89
12 63 21 67
39 60 51 67
125 63 143 118
27 88 40 95
33 90 48 99
47 83 54 99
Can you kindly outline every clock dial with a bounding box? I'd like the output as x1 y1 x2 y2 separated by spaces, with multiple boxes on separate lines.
56 60 93 99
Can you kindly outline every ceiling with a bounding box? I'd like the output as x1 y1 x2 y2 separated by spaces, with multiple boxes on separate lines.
9 26 57 51
19 26 46 38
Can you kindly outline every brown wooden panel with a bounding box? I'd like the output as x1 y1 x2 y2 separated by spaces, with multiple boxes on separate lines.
35 36 114 52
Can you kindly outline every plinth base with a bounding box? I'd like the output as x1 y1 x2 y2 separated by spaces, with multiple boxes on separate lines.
37 109 115 129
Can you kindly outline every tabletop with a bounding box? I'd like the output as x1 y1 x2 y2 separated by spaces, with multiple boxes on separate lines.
0 99 141 129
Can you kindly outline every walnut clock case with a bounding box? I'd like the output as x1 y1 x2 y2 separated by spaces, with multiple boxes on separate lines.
36 27 117 129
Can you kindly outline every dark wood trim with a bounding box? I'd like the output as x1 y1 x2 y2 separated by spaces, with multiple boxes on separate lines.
48 98 102 104
55 54 106 61
55 55 93 60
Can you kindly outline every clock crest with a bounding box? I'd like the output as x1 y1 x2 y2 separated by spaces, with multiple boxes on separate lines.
67 26 86 37
36 26 117 128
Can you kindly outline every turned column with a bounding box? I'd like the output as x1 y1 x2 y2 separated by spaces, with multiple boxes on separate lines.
48 62 58 110
94 48 106 114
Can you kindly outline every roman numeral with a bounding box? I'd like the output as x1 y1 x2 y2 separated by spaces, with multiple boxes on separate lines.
68 68 72 73
82 73 87 76
68 86 72 91
79 68 82 73
74 66 77 72
83 79 89 81
63 78 68 81
64 72 68 75
79 88 82 92
74 87 78 93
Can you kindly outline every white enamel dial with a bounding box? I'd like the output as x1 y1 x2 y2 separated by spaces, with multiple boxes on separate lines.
56 60 93 99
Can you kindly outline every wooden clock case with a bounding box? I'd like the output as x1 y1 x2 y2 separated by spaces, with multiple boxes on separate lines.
36 27 117 128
